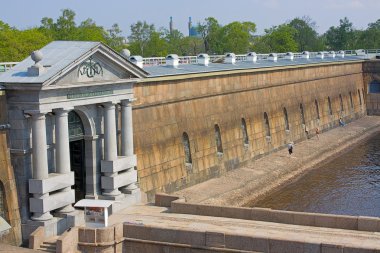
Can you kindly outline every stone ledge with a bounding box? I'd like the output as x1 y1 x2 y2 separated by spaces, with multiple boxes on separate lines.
30 190 75 213
101 169 137 190
101 155 136 173
29 172 74 194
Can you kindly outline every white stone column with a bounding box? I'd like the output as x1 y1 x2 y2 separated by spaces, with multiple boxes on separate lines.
121 100 134 157
55 108 75 213
104 102 118 161
121 99 138 192
102 102 121 196
30 112 53 221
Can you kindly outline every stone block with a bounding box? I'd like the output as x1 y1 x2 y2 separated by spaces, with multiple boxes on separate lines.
251 207 273 222
176 229 205 246
101 169 137 190
96 226 114 243
205 231 225 248
335 216 358 230
124 224 150 240
29 172 74 194
293 212 316 227
224 234 269 252
358 216 379 232
154 193 181 207
220 206 252 220
343 247 377 253
29 189 75 213
321 244 343 253
315 214 338 228
79 227 96 243
101 155 136 173
271 210 294 224
268 239 305 253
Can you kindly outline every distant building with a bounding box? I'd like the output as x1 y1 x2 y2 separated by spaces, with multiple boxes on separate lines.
188 17 201 38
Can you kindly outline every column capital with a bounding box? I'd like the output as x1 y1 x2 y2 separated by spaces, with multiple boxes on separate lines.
103 101 119 108
24 110 49 118
121 98 136 107
53 107 74 113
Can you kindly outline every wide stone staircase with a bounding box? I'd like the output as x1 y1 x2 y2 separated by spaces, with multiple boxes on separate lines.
37 236 58 253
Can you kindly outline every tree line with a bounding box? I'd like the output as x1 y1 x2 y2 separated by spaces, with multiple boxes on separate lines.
2 9 380 62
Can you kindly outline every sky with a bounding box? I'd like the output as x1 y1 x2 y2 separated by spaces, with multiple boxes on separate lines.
1 0 380 36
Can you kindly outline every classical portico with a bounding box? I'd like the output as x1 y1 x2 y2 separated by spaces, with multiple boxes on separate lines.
0 41 147 239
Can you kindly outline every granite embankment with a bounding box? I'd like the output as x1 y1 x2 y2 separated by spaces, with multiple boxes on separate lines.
174 116 380 207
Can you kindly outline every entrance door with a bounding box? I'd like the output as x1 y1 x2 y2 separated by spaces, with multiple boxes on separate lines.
70 139 85 201
68 111 86 202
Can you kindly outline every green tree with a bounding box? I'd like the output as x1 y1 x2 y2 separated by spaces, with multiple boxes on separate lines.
253 25 298 53
356 20 380 49
128 21 155 56
76 18 107 42
288 16 324 51
105 23 126 52
164 29 185 55
197 17 221 54
325 17 356 50
54 9 76 40
0 21 51 61
219 21 256 53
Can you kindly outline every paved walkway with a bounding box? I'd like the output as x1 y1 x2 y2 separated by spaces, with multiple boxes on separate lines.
175 116 380 206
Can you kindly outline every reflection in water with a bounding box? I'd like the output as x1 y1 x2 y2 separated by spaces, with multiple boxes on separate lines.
254 133 380 217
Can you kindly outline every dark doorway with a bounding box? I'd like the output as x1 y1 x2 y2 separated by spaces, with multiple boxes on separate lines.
70 139 85 201
68 111 86 202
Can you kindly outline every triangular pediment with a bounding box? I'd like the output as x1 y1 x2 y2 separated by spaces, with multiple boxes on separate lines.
41 42 148 87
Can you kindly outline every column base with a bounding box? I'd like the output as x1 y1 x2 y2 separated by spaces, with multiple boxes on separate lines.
99 192 126 201
56 204 75 214
31 212 53 221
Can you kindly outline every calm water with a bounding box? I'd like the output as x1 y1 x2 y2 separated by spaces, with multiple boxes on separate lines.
254 133 380 217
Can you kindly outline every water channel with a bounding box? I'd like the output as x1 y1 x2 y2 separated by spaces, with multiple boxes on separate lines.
253 133 380 217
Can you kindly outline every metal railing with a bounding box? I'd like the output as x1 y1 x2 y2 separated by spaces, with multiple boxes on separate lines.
0 62 18 73
1 49 380 71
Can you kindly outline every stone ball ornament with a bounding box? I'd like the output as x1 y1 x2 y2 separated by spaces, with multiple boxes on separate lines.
121 49 131 58
31 50 43 63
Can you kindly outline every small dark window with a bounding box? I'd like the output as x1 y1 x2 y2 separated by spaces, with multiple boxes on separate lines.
300 103 305 125
339 94 344 112
241 118 249 145
369 80 380 93
264 112 271 136
328 97 333 115
283 107 289 131
358 89 362 105
182 132 192 164
315 99 320 120
214 124 223 154
349 92 353 109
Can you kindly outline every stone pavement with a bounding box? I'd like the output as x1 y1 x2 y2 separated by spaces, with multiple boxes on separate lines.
174 116 380 206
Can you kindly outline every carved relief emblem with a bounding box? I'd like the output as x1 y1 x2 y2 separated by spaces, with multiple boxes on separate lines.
78 56 103 78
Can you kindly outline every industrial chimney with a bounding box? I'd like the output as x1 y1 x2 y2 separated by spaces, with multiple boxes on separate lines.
169 16 173 35
188 17 192 37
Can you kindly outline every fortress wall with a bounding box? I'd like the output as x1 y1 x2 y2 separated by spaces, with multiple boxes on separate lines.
132 62 366 200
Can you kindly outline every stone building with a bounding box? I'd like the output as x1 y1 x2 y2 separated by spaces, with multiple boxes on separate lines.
0 42 375 242
0 41 146 241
